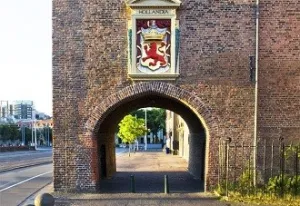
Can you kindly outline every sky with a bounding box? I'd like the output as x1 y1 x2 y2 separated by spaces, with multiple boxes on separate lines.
0 1 52 115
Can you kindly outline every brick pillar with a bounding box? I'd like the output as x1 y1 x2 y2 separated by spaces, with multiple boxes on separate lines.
98 132 116 180
106 132 116 177
188 133 206 180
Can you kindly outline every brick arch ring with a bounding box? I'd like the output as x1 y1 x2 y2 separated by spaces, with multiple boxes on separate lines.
84 82 219 137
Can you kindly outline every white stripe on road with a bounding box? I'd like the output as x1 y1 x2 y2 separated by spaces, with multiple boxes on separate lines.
0 171 52 192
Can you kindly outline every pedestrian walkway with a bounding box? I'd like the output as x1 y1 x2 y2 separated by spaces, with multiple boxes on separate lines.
50 151 232 206
99 150 203 193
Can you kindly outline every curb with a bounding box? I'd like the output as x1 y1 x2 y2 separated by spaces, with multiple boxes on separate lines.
19 182 53 206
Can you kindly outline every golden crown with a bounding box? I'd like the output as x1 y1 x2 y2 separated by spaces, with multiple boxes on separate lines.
142 29 166 41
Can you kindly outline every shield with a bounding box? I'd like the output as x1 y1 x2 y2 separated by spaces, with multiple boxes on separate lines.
137 20 170 72
140 41 168 71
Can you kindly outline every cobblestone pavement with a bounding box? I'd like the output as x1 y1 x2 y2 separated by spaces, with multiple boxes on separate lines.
52 151 239 206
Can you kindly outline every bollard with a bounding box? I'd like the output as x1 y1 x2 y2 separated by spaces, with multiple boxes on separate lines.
130 175 135 193
164 175 169 194
34 193 55 206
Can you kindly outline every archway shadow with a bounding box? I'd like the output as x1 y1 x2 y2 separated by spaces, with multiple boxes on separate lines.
99 171 204 193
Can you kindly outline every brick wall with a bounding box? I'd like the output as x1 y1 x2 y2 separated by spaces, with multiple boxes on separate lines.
53 0 292 192
258 0 300 142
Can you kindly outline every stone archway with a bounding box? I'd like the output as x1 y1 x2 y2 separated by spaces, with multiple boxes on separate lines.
82 82 220 191
85 82 218 135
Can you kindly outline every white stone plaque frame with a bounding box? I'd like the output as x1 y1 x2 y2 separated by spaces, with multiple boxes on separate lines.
127 0 181 80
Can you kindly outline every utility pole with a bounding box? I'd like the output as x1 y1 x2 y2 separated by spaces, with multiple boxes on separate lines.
21 124 25 145
31 122 34 146
34 123 37 149
144 108 147 150
32 109 37 150
47 125 50 146
253 0 260 186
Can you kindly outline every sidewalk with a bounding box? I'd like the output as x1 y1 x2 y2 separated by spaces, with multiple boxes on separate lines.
24 151 235 206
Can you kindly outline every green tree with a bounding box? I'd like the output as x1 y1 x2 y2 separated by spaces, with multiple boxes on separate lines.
9 124 19 141
0 124 19 142
25 127 33 145
130 108 166 138
0 125 9 141
130 109 145 119
118 114 147 156
147 108 166 138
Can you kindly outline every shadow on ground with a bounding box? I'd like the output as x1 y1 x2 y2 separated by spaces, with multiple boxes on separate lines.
99 171 204 193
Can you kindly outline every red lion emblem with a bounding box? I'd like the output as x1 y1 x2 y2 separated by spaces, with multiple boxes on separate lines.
142 42 166 67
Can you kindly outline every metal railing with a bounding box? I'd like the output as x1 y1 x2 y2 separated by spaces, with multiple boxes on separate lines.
218 138 300 197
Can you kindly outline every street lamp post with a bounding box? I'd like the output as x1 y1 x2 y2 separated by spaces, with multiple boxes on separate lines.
31 122 34 146
144 108 147 151
21 124 25 145
34 122 37 150
32 110 37 150
47 126 49 146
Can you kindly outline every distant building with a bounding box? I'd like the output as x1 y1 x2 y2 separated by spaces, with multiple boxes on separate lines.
34 119 53 129
13 100 34 120
0 100 37 122
35 112 51 120
166 110 189 160
0 100 13 118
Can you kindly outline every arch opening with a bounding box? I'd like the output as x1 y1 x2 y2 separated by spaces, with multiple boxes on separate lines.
94 92 208 193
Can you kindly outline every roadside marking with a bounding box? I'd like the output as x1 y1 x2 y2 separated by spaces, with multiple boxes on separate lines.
0 171 52 192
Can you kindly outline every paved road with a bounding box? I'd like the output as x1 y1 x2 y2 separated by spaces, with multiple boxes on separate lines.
0 148 127 206
0 149 52 172
0 163 52 206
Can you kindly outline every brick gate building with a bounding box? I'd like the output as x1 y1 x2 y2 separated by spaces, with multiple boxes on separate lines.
52 0 300 192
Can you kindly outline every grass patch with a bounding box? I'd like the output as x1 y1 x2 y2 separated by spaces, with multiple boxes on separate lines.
224 192 300 206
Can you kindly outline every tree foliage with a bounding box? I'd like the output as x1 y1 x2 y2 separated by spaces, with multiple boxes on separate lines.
147 108 166 136
0 124 53 145
130 108 166 137
24 127 32 144
118 115 147 144
0 124 19 141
